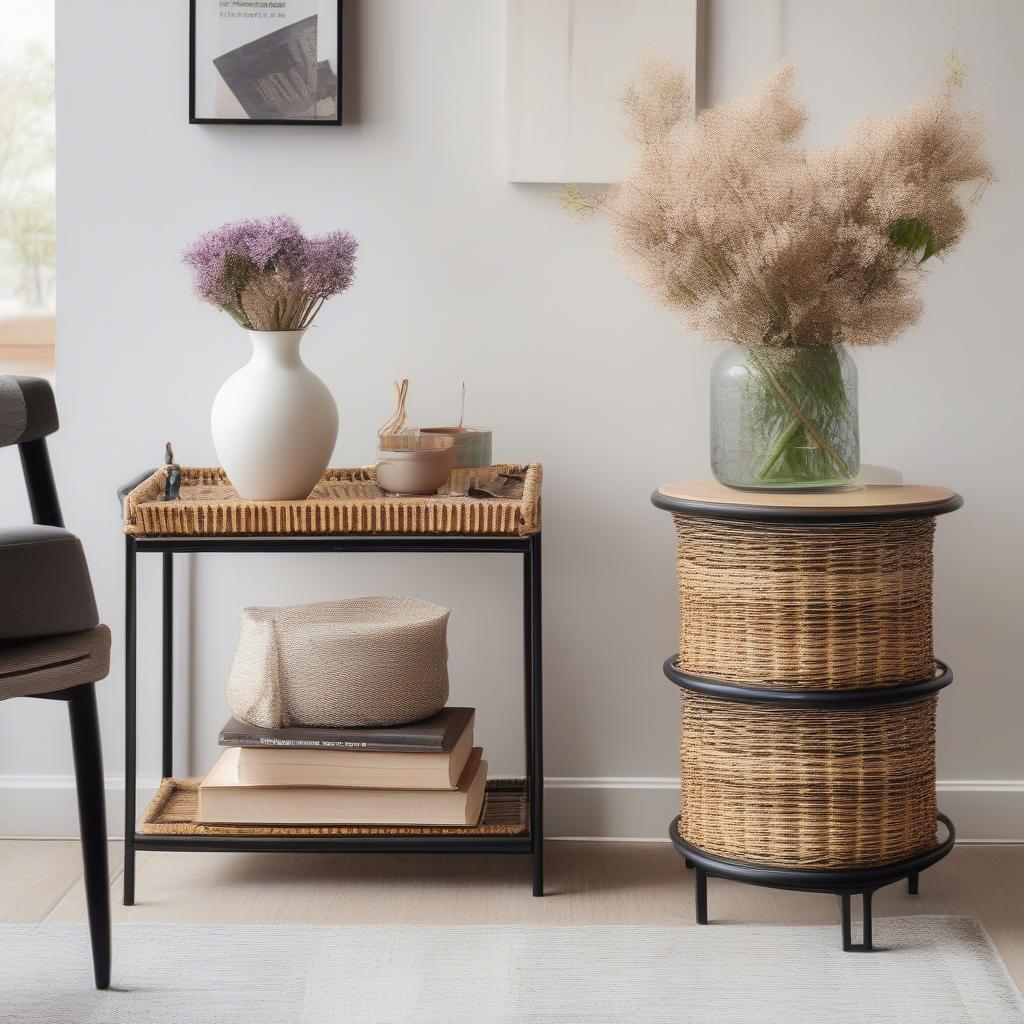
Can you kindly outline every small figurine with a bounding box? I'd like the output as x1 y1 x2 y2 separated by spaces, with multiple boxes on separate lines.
165 442 181 500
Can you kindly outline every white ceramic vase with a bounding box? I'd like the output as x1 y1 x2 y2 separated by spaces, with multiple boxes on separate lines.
211 329 338 500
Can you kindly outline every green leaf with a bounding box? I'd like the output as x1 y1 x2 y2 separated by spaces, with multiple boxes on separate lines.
922 234 942 261
888 217 942 263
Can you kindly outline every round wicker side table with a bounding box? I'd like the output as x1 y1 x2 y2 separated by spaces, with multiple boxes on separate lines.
652 480 963 951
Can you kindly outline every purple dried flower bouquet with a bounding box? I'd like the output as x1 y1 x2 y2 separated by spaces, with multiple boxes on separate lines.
183 215 358 331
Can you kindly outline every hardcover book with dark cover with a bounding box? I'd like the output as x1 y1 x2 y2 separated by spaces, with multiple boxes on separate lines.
219 707 474 753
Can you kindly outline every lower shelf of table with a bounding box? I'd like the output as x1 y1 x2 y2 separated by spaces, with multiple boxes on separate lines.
137 776 531 850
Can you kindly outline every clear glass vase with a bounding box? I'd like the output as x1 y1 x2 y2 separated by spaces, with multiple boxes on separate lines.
710 344 859 490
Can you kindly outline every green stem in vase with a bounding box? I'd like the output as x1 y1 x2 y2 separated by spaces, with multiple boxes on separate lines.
757 416 803 479
746 347 854 482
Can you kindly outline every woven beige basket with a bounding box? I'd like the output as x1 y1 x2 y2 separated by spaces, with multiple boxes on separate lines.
679 690 939 869
671 513 935 689
122 464 541 537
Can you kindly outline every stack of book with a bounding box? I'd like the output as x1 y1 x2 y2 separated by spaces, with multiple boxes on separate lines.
197 707 485 827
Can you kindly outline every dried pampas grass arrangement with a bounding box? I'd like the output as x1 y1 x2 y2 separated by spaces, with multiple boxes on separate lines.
568 58 994 351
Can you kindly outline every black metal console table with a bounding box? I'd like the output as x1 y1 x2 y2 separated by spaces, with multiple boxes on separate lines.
119 469 544 906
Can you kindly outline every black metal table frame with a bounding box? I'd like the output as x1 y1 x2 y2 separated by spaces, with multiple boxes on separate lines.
670 813 956 953
123 531 544 906
664 658 955 951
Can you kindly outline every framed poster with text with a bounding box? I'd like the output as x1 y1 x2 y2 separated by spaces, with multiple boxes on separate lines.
190 0 341 124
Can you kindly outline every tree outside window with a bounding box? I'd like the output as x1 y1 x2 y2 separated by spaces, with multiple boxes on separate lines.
0 3 55 377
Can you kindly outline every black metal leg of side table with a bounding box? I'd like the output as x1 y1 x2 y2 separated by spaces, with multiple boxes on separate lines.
123 536 137 907
695 866 708 924
840 891 874 952
670 814 954 952
162 552 174 780
525 533 544 896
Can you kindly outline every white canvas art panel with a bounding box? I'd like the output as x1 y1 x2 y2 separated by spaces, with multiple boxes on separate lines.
505 0 699 183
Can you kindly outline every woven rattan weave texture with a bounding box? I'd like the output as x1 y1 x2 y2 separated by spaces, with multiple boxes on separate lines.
679 691 939 869
661 486 956 874
122 464 541 537
672 513 936 689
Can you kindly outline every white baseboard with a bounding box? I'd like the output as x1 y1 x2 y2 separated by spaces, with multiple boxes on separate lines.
544 777 1024 843
1 774 1022 841
0 775 162 839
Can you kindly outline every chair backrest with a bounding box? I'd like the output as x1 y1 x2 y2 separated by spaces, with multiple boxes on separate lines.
0 376 59 448
0 375 63 527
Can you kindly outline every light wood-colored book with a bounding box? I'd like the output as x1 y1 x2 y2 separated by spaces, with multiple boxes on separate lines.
198 747 487 826
232 713 474 790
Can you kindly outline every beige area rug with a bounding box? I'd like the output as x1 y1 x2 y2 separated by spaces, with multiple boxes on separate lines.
2 917 1022 1023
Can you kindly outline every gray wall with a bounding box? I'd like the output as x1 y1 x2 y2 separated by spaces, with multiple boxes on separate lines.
1 0 1020 837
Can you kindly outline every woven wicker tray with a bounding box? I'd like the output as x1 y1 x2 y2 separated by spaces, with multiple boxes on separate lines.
122 464 541 537
139 777 528 837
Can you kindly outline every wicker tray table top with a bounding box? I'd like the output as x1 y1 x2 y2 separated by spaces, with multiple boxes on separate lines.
122 463 542 537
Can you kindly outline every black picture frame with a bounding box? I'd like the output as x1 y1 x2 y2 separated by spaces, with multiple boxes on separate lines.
189 0 343 125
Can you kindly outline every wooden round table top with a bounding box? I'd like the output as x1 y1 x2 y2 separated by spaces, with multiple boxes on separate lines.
652 479 962 521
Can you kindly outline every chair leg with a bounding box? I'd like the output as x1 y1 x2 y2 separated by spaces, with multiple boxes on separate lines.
67 683 111 990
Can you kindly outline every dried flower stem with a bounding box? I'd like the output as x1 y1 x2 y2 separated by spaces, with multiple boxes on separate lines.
579 57 993 482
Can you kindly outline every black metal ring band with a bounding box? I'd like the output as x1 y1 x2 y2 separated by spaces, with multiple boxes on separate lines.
669 813 956 894
650 488 963 523
663 657 953 708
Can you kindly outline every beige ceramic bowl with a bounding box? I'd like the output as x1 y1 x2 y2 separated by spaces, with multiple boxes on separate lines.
375 444 456 495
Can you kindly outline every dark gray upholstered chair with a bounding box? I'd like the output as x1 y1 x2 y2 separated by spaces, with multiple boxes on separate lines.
0 375 110 989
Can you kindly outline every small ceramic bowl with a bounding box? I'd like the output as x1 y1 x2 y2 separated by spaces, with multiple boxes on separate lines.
375 442 456 496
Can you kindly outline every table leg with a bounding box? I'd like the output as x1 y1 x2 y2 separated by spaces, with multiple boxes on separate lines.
525 533 544 896
695 866 708 924
840 890 874 952
123 536 137 907
161 552 173 780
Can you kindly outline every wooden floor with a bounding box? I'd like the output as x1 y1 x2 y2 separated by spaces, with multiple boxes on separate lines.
3 840 1023 986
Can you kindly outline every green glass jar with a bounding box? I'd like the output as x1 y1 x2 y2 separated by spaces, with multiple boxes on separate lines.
710 344 859 490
